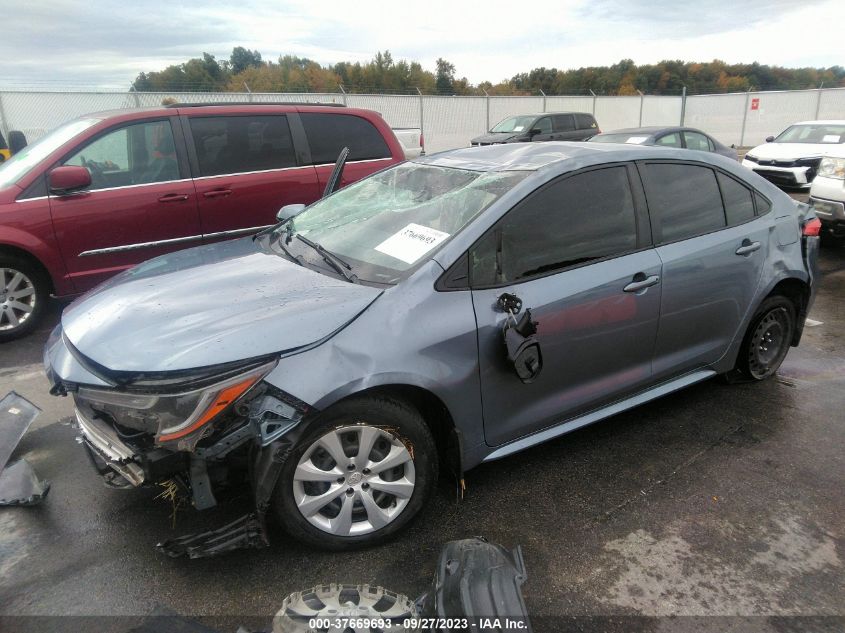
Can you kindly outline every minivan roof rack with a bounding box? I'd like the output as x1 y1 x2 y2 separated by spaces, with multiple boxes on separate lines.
163 102 346 108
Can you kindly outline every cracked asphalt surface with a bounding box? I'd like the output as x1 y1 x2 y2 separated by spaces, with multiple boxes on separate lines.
1 200 843 632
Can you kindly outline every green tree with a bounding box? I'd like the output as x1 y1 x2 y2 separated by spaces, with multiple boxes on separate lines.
230 47 263 74
435 58 455 94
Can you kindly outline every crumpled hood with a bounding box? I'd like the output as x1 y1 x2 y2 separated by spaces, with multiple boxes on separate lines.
470 132 520 144
747 142 839 161
61 237 382 373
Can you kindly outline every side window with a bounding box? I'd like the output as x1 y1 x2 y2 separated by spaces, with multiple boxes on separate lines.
575 113 597 129
533 117 553 134
300 113 391 164
717 172 755 225
64 120 179 190
655 133 682 148
470 166 638 286
684 131 712 152
553 114 575 132
189 115 296 177
641 163 726 243
755 192 772 216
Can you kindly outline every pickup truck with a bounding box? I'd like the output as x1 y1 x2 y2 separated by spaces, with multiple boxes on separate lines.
392 127 424 158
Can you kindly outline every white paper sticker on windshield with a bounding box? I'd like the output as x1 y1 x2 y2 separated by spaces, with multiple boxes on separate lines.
822 134 841 143
625 136 649 144
375 223 450 264
513 125 525 132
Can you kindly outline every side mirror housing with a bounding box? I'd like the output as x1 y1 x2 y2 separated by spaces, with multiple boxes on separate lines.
277 203 306 222
765 136 775 143
49 166 91 194
529 128 542 137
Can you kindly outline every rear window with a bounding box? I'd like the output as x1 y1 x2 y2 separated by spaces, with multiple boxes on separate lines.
553 114 575 132
301 113 391 164
717 172 755 225
641 163 726 243
189 115 296 177
575 113 597 129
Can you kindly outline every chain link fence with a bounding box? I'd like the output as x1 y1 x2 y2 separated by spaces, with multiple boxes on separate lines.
0 87 843 154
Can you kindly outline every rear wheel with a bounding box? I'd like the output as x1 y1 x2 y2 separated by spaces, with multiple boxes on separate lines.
737 296 796 380
272 396 438 550
0 255 49 343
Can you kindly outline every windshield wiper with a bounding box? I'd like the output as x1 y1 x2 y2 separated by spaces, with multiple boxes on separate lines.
295 234 358 283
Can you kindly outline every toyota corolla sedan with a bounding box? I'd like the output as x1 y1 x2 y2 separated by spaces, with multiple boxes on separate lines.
45 142 820 551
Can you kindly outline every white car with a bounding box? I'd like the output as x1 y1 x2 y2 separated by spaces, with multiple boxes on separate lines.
742 120 845 189
809 147 845 242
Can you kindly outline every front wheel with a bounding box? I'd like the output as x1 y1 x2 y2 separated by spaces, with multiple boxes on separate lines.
737 295 796 380
0 255 49 343
272 396 438 550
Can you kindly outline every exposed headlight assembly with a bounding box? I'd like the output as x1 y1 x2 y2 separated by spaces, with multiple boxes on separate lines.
818 157 845 180
75 360 277 451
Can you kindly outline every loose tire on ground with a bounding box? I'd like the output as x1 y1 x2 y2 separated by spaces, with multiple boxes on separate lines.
271 396 438 551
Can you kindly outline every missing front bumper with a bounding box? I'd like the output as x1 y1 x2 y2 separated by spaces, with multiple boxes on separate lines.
75 408 145 487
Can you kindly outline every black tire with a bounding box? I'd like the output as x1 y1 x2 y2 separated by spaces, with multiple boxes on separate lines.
272 396 438 551
737 295 796 380
0 253 50 343
8 130 28 154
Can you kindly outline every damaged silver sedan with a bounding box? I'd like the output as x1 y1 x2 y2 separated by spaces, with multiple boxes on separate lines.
44 142 818 551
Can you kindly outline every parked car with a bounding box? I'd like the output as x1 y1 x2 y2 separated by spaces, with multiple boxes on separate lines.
742 120 845 188
589 126 738 160
809 147 845 243
45 142 820 551
0 103 407 341
471 112 599 146
392 127 424 158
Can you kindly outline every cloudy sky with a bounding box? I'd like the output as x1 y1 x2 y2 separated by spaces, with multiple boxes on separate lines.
3 0 843 90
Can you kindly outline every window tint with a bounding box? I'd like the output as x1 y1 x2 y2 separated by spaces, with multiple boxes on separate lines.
189 115 295 177
684 131 713 152
717 173 755 224
641 163 726 243
755 192 772 215
533 117 553 134
64 120 179 190
575 113 597 129
655 133 682 148
553 114 575 132
471 166 638 286
301 113 391 164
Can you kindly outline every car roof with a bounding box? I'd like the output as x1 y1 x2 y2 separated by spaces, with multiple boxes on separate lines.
417 140 722 172
791 120 845 125
597 126 688 135
501 112 592 118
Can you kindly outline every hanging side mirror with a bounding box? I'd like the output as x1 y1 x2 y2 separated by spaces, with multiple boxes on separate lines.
276 203 305 223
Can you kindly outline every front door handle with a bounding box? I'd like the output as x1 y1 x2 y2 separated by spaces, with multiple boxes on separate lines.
203 189 232 199
158 194 189 203
735 239 761 256
623 273 660 293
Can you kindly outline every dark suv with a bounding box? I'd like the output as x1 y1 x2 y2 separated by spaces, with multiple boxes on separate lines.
471 112 599 146
0 103 406 341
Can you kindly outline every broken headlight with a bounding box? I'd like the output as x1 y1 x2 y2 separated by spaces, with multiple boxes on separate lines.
74 360 277 450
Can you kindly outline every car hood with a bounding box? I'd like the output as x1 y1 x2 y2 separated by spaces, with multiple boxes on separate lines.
746 142 841 160
61 237 383 373
471 132 519 144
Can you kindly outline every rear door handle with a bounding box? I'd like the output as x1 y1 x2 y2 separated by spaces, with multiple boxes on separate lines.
623 273 660 293
735 240 761 256
203 189 232 199
158 194 189 203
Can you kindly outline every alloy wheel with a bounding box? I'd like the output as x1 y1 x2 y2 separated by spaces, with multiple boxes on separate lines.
0 267 37 332
293 425 416 537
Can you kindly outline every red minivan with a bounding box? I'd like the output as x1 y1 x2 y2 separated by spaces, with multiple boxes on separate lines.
0 104 406 341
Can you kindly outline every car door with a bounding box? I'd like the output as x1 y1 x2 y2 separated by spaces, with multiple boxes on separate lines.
552 114 578 141
529 116 555 142
48 117 202 292
185 113 321 241
470 164 661 446
639 161 769 380
299 112 397 191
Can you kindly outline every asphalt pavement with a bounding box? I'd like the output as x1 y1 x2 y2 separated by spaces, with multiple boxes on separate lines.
1 195 843 632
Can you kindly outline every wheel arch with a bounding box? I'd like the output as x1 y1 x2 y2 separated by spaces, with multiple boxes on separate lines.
0 242 56 295
766 277 811 346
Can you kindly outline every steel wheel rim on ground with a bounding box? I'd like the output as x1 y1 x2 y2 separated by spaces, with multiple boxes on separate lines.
0 267 37 332
292 425 416 537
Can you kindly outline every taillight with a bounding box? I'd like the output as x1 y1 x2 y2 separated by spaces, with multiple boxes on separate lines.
803 218 822 237
419 133 424 150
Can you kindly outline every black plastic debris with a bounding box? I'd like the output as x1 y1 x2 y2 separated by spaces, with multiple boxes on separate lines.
157 513 268 559
0 392 49 506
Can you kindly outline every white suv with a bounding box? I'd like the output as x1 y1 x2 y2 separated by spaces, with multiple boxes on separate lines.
809 148 845 242
743 120 845 189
